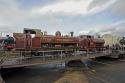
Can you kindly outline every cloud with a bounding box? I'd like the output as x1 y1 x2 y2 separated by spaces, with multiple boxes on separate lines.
111 0 125 18
31 0 91 16
0 0 33 32
97 20 125 37
0 25 13 32
79 20 125 37
88 0 115 10
0 0 20 30
107 20 125 37
0 0 25 24
31 0 116 16
0 0 64 33
0 0 124 37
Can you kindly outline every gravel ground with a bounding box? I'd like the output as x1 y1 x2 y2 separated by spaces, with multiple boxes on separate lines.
2 57 125 83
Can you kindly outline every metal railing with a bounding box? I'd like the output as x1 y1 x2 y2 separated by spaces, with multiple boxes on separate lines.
0 48 124 68
0 51 7 65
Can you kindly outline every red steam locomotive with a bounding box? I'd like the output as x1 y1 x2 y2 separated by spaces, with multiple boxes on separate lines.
2 28 105 51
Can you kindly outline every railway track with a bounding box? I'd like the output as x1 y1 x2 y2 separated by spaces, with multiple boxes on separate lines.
85 58 125 83
64 57 125 83
86 58 125 73
83 62 112 83
65 66 112 83
85 71 111 83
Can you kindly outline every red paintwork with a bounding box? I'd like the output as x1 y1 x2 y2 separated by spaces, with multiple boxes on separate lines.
12 32 105 50
15 37 26 49
32 37 41 48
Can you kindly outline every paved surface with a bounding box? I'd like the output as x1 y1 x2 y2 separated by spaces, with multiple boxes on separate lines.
55 71 89 83
2 57 125 83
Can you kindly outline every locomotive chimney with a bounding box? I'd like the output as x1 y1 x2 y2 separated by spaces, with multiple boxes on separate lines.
70 32 74 37
123 37 125 40
44 31 47 36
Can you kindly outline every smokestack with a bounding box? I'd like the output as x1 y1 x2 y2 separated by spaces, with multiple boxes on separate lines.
123 37 125 40
70 32 74 37
44 31 47 36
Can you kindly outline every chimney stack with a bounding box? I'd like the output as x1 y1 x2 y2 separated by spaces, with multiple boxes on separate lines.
70 32 74 37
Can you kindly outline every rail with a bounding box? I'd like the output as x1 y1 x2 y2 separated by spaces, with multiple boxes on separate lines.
0 48 125 69
0 51 9 65
0 50 109 68
0 51 7 83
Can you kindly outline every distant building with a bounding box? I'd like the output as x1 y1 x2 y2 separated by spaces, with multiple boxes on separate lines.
102 34 121 46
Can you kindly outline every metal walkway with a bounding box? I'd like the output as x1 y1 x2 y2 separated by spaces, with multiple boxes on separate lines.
0 50 112 69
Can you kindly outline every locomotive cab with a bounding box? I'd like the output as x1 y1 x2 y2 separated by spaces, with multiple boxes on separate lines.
13 28 42 50
24 28 41 49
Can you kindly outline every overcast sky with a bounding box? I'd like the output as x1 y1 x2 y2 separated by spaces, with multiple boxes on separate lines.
0 0 125 36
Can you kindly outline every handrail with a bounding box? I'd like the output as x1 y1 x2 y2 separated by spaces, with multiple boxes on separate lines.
0 51 9 65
